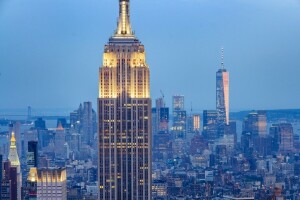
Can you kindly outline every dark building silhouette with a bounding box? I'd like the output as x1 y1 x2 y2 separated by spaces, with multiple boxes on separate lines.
27 141 38 168
34 118 46 130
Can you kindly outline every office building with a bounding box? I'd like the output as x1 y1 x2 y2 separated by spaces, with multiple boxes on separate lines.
8 132 21 200
98 0 151 199
202 110 218 140
243 111 267 135
216 50 229 132
36 168 67 200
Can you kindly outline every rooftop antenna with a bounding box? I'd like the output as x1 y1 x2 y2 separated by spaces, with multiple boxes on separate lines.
221 47 225 69
191 102 193 113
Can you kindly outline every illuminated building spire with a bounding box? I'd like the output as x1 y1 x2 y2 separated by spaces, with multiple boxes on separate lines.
115 0 133 37
8 132 20 167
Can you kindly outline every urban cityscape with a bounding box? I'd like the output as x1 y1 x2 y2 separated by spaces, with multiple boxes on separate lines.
1 0 300 199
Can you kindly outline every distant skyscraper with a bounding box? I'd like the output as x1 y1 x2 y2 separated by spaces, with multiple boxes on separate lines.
82 102 94 145
55 123 66 159
8 122 21 159
98 0 151 199
27 141 38 168
70 102 97 145
187 114 201 133
172 95 186 139
216 49 229 132
8 133 21 200
173 95 184 111
152 98 170 162
186 114 201 145
202 110 218 140
278 123 294 153
243 111 267 135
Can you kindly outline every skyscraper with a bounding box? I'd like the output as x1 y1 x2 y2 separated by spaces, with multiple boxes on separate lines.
216 49 229 132
172 95 186 139
27 141 38 168
202 110 218 140
8 132 21 200
82 102 95 145
243 111 267 136
152 98 170 162
98 0 151 199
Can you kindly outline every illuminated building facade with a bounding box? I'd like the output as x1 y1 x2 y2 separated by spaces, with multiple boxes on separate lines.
24 168 38 200
8 132 21 200
98 0 151 199
36 168 67 200
216 50 229 132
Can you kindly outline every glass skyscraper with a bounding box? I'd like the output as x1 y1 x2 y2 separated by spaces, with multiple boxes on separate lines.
216 51 229 132
98 0 151 199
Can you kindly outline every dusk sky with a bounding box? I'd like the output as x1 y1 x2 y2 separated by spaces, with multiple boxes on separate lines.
0 0 300 112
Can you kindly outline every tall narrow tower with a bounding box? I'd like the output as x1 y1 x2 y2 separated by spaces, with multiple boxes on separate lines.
98 0 151 199
216 49 229 132
8 132 22 200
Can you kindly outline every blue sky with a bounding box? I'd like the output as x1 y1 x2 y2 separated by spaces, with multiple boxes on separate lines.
0 0 300 111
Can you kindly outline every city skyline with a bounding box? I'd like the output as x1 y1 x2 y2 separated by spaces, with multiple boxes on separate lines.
0 0 300 110
0 1 300 199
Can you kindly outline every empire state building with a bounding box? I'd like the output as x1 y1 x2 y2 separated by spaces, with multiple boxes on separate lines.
98 0 151 199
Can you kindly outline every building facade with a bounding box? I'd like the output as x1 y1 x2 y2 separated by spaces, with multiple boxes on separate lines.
36 168 67 200
98 0 151 199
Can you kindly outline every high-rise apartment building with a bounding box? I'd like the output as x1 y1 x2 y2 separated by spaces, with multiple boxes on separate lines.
216 50 229 132
98 0 151 199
